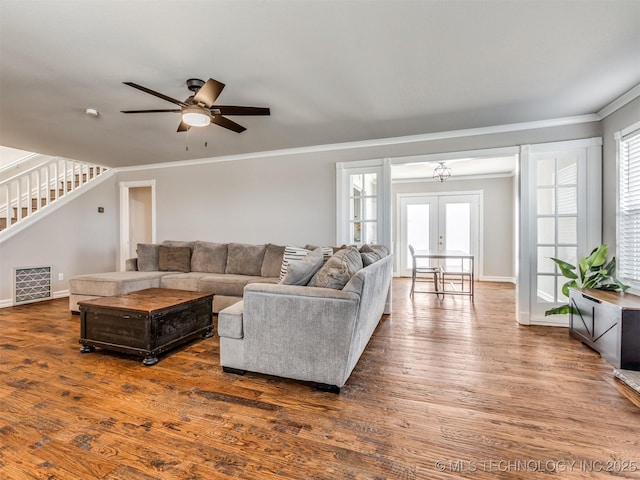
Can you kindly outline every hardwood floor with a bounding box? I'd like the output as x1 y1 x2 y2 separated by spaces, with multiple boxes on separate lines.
1 279 638 479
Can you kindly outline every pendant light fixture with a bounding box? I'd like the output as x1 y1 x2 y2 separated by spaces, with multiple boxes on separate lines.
433 162 451 182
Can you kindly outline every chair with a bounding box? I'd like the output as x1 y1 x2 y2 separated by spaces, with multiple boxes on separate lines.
408 245 441 298
440 258 473 296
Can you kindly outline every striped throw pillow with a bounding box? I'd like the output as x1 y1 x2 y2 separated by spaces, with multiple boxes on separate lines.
279 246 312 281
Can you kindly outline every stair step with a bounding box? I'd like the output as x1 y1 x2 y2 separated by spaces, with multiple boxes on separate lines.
33 197 47 209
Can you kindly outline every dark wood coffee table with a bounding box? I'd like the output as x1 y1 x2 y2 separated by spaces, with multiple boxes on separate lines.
78 288 214 366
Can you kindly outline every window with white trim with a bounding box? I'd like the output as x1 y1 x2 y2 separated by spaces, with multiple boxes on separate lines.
618 127 640 287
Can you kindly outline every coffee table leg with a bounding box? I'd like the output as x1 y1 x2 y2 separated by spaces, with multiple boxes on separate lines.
143 355 158 366
80 345 95 353
203 327 214 338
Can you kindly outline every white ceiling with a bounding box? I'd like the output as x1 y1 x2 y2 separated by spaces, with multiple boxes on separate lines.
1 1 639 169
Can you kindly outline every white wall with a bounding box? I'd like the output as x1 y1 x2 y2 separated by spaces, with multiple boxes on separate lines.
115 122 601 262
392 176 515 280
0 177 118 304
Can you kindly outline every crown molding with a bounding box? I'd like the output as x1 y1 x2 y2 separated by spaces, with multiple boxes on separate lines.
116 114 600 173
597 83 640 119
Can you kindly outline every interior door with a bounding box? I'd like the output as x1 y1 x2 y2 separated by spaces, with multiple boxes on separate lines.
399 194 480 276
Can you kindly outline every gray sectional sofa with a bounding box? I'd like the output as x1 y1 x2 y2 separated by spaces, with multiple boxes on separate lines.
218 248 393 392
69 241 286 313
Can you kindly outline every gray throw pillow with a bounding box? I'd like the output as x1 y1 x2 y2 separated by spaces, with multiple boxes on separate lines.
361 251 381 266
312 246 364 290
225 243 266 276
191 241 228 273
261 244 286 277
280 248 324 286
136 243 159 271
158 245 192 272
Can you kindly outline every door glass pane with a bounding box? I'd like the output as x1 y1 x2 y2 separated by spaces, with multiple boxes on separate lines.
537 246 556 273
363 222 377 244
350 197 361 221
557 246 577 267
445 203 470 253
363 173 377 195
407 204 430 269
537 217 555 244
351 222 361 243
557 187 577 214
350 174 363 193
363 198 377 220
537 275 556 302
537 158 556 185
537 188 555 215
557 156 577 184
557 217 577 244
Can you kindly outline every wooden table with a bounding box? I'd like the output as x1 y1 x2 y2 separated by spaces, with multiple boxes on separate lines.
78 288 214 365
412 249 475 299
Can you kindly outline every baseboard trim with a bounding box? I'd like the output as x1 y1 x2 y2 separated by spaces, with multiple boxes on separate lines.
0 290 69 309
480 276 515 283
529 314 569 327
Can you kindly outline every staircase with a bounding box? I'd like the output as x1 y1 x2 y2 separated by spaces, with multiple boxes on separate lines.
0 157 108 232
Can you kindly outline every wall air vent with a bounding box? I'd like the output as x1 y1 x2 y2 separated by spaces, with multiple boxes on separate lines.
14 266 52 305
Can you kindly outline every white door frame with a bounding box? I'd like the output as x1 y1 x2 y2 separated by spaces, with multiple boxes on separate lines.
119 180 156 271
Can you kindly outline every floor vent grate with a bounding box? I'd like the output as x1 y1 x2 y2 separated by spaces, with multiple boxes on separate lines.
14 266 52 305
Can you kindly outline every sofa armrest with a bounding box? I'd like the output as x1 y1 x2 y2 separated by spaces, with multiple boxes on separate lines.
240 283 361 386
125 258 138 271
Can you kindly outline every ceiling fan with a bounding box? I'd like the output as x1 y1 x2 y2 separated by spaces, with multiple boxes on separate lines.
121 78 270 133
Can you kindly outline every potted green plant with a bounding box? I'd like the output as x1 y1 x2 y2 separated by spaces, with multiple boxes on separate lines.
545 244 629 316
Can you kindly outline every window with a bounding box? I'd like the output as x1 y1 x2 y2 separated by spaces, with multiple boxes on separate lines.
348 172 378 245
618 127 640 287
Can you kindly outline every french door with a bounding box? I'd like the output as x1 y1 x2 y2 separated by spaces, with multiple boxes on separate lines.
518 138 602 325
398 193 480 277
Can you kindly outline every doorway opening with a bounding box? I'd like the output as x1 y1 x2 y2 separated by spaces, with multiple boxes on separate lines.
119 180 156 271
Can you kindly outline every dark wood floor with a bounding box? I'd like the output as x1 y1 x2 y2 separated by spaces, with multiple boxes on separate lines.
1 279 638 479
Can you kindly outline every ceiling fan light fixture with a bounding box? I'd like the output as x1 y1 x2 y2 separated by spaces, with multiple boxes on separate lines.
182 106 211 127
433 162 451 182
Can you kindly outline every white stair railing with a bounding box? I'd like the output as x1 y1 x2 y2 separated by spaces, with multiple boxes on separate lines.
0 157 108 231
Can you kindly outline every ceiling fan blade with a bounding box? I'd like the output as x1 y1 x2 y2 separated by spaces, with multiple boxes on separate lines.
193 78 225 108
121 109 182 114
211 115 246 133
211 106 270 116
123 82 187 107
177 120 190 132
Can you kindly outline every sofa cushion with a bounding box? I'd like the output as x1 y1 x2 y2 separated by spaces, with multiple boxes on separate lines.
261 244 286 277
198 273 264 297
136 243 159 271
158 245 192 272
280 248 324 286
162 240 195 250
279 246 311 280
160 272 209 291
311 246 364 290
191 241 228 273
69 271 166 297
225 243 266 276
